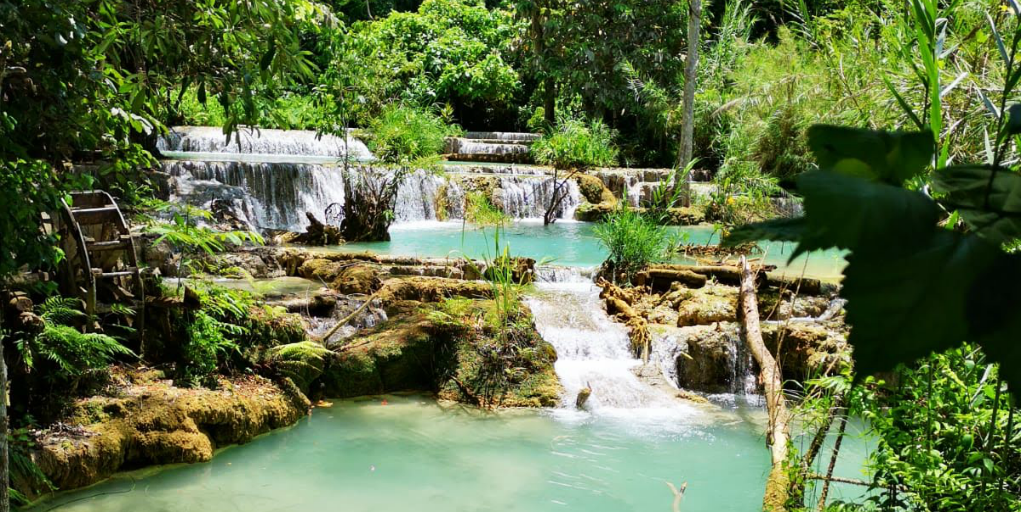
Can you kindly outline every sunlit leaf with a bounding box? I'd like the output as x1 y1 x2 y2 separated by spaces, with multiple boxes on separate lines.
807 125 934 185
931 165 1021 243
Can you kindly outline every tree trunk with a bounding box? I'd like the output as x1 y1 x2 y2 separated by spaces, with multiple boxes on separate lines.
1 326 10 512
738 256 791 511
675 0 701 207
544 75 556 125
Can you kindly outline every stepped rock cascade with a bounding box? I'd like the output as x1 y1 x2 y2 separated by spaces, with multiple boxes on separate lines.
163 159 347 231
525 266 685 413
445 132 539 163
157 126 374 160
159 127 582 232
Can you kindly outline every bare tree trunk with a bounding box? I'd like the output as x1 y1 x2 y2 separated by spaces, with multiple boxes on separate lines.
675 0 701 207
738 256 791 511
1 325 10 512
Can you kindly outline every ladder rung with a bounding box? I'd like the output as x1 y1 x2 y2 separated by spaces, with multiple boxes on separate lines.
92 269 137 278
86 239 131 252
72 206 120 224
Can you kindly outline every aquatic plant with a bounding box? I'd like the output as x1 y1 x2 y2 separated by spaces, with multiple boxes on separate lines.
594 203 672 281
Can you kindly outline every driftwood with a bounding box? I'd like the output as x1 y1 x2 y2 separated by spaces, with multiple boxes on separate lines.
738 256 792 511
596 278 652 361
318 286 387 343
635 268 707 291
575 382 592 409
641 263 836 297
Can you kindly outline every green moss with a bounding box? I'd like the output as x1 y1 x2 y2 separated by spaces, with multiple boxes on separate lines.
576 173 616 205
321 299 560 407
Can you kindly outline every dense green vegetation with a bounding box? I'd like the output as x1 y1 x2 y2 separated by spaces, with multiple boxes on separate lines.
1 0 1020 510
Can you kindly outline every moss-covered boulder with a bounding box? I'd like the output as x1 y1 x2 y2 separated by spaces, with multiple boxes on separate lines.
676 284 737 326
576 173 616 205
320 299 560 407
761 322 849 381
23 370 307 499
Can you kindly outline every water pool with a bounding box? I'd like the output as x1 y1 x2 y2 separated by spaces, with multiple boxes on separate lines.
31 396 873 512
313 221 847 281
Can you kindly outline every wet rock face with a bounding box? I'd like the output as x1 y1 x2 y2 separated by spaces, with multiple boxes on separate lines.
761 322 849 381
675 327 746 393
24 370 307 499
675 284 737 327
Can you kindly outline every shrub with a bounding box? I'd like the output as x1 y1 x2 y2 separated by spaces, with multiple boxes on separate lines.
594 204 672 280
464 191 507 225
365 104 461 166
531 118 618 170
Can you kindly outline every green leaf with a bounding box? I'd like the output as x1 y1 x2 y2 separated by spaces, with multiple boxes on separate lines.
807 125 934 185
793 171 941 260
260 38 277 71
723 217 805 247
931 165 1021 243
842 230 1020 394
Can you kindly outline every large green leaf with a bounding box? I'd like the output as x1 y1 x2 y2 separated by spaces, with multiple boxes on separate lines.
793 171 941 260
931 165 1021 244
807 125 934 185
841 230 1021 395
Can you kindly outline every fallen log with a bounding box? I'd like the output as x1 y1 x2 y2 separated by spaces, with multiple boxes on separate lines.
738 256 792 511
635 268 707 291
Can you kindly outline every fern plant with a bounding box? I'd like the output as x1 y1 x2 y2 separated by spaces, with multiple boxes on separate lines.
18 296 135 380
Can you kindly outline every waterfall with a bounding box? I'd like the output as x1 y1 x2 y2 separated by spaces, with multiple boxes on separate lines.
163 160 582 231
163 160 347 231
157 126 374 160
493 176 580 220
159 126 582 232
525 266 687 415
445 132 539 163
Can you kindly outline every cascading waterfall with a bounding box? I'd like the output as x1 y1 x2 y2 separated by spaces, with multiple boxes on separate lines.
158 126 374 160
525 266 685 414
163 161 581 231
159 127 580 232
163 160 347 231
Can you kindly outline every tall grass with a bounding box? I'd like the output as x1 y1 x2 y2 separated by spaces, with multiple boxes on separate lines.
531 118 618 170
594 204 672 280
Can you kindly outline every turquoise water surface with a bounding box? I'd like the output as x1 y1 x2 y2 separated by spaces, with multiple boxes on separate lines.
32 396 873 512
319 221 847 281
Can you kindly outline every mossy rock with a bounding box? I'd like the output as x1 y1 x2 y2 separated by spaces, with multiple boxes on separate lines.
676 284 737 326
576 173 616 205
27 372 307 499
321 300 561 408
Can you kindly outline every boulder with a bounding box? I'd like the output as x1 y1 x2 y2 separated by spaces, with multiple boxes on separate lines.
676 326 745 393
